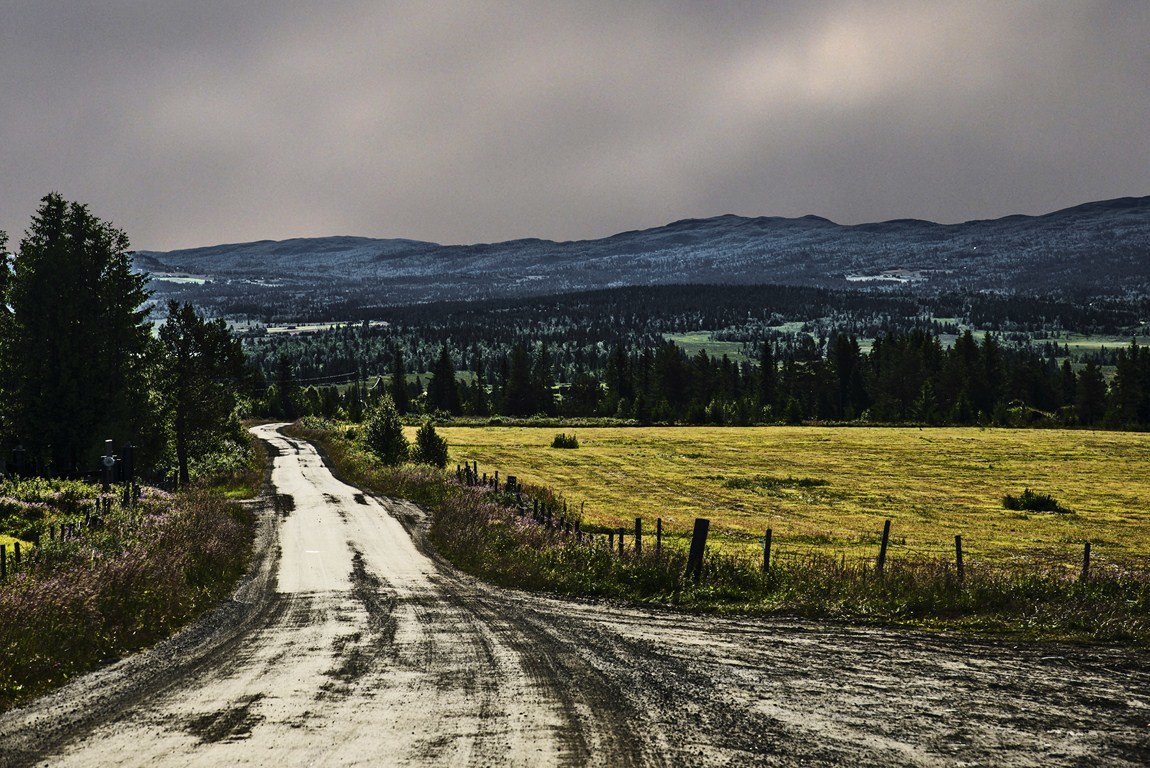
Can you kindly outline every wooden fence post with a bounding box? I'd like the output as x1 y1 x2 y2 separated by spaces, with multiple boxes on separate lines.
13 542 20 569
685 518 710 583
954 535 964 582
656 518 662 558
1 544 6 580
763 527 773 572
1081 541 1091 583
618 529 625 556
876 519 891 575
609 531 615 552
634 518 642 556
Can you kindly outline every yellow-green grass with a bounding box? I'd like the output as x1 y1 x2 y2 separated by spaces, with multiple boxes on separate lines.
663 332 751 362
431 426 1150 569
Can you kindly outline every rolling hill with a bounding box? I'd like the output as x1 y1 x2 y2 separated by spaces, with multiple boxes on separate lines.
136 195 1150 314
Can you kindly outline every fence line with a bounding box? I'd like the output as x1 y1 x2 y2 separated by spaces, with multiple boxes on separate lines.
453 460 1122 587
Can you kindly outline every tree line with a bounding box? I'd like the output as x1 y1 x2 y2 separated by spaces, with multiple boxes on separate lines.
0 194 251 483
260 325 1149 430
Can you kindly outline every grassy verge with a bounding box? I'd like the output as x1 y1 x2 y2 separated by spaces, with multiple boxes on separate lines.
0 436 264 711
288 420 1150 645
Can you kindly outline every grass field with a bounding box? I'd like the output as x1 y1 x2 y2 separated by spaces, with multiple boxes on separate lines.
663 332 751 362
433 426 1150 568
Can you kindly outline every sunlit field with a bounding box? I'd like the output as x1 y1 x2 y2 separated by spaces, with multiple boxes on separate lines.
434 426 1150 568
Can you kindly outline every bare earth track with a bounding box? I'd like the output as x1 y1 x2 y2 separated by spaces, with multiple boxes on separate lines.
2 425 1148 766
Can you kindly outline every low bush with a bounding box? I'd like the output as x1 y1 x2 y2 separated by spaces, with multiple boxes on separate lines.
1003 488 1073 514
551 433 579 449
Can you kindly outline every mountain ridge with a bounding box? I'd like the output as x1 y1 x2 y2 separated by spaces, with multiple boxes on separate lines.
136 195 1150 311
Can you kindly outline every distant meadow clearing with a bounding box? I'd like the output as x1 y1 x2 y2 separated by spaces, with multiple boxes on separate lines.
432 426 1150 569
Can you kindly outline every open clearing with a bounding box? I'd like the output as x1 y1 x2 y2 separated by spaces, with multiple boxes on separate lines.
435 426 1150 566
2 425 1148 766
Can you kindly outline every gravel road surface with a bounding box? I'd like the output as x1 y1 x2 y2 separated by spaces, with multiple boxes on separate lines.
1 424 1147 766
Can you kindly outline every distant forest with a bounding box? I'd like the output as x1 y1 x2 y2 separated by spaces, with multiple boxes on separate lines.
244 285 1150 429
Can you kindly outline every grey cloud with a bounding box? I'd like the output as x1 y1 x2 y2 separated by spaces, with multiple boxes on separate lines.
1 1 1147 250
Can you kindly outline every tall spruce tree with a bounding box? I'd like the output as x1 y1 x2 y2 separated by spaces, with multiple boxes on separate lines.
158 301 248 485
426 343 461 415
390 343 410 414
3 194 156 474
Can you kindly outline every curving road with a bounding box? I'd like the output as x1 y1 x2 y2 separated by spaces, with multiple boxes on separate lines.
2 424 1148 766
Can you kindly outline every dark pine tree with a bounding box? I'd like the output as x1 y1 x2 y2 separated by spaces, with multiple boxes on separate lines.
3 194 157 474
158 301 249 485
390 343 410 414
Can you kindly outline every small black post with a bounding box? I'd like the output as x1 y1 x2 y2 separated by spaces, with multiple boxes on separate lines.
13 542 20 568
618 528 625 556
954 535 964 582
609 531 615 552
494 470 499 491
575 521 582 542
656 518 662 558
763 527 773 572
685 517 710 583
1 545 6 579
12 445 26 478
634 517 643 556
1081 541 1091 583
876 519 891 575
122 442 135 491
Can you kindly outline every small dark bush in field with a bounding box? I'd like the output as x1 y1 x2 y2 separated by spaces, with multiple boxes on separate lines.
412 420 449 468
1003 488 1073 514
551 433 579 449
724 475 828 491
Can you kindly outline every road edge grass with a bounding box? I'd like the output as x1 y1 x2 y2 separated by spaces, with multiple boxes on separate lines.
0 435 267 713
287 421 1150 647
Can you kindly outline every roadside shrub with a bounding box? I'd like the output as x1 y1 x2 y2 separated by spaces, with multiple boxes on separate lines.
363 394 409 465
551 433 579 449
412 420 449 468
1003 488 1073 514
0 489 254 710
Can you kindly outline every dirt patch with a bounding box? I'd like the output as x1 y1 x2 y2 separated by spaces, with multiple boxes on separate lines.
184 694 265 744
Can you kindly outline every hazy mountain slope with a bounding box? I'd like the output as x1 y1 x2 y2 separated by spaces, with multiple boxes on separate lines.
137 196 1150 309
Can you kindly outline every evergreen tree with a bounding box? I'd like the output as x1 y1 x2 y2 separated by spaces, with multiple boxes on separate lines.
411 419 449 468
757 341 776 414
364 393 409 465
468 358 490 416
273 354 299 418
1076 360 1107 426
426 343 461 415
533 342 555 415
158 301 248 485
2 194 156 474
390 343 410 414
504 342 535 415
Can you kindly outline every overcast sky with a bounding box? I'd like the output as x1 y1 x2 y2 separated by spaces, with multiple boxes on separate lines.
1 1 1148 251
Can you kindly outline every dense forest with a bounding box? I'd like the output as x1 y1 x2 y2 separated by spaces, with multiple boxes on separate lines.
244 286 1150 429
0 195 250 481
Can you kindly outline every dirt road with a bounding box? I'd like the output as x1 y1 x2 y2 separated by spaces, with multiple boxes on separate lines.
2 424 1148 766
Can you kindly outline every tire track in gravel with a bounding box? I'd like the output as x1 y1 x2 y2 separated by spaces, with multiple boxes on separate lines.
2 424 1148 767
